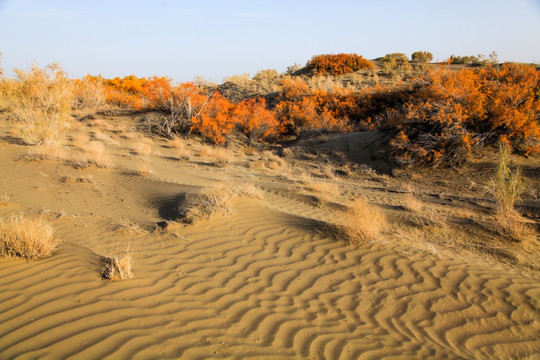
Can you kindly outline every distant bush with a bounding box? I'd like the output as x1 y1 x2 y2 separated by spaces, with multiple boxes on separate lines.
307 53 375 76
411 51 433 64
380 53 412 76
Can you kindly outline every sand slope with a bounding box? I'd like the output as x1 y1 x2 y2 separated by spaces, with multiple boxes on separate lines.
0 118 539 359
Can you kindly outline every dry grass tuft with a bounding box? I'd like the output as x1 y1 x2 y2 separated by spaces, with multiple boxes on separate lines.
73 142 113 168
0 216 61 260
100 249 133 280
488 143 536 241
329 198 387 244
237 183 264 200
179 182 263 223
114 218 147 235
493 210 535 242
198 146 234 166
402 193 423 212
26 144 69 161
130 141 152 157
210 148 234 167
168 138 185 149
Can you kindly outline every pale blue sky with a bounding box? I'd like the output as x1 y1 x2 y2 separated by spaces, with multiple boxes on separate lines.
1 0 539 83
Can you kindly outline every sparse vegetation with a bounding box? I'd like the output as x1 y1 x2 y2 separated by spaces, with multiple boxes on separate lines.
100 249 133 280
3 63 73 145
179 182 263 223
329 198 387 244
0 216 60 260
489 144 534 241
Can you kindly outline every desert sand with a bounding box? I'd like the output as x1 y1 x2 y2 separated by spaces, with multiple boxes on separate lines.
0 113 539 360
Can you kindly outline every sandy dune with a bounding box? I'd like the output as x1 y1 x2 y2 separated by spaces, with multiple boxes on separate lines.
0 116 539 359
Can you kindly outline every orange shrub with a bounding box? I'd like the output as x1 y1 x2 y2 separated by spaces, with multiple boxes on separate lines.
307 53 375 76
232 97 280 145
192 91 234 144
380 64 540 166
104 75 147 108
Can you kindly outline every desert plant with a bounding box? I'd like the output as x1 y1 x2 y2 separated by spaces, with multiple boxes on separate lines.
489 143 533 240
144 81 209 139
233 97 279 145
411 51 433 64
307 53 375 75
179 182 263 223
72 75 106 109
0 216 61 260
73 142 113 168
191 91 234 144
4 63 74 145
380 53 412 76
100 249 133 280
330 198 386 244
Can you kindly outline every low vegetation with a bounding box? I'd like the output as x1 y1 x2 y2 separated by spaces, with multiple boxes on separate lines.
329 198 387 244
0 216 60 260
179 182 264 223
100 249 133 280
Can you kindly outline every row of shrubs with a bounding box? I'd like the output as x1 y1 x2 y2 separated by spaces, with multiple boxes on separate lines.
1 60 538 167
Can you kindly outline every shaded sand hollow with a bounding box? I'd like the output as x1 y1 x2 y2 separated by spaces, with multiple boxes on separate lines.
0 115 539 359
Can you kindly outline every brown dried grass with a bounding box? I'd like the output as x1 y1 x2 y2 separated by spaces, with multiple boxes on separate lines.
0 216 61 260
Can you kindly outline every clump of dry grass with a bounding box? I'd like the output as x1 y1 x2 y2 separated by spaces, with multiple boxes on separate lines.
114 218 147 235
130 141 152 157
92 130 119 146
168 138 185 149
210 148 234 167
179 182 264 223
0 216 61 260
237 183 264 199
100 249 133 280
26 144 69 161
329 198 387 244
489 144 534 241
402 193 423 212
197 145 234 166
73 142 113 168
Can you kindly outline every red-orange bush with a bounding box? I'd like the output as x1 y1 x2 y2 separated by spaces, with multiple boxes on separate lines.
307 54 375 76
104 75 147 109
378 64 540 166
232 97 279 145
192 91 234 144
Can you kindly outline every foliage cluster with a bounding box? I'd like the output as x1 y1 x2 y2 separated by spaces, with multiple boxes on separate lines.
380 53 412 76
306 53 375 76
